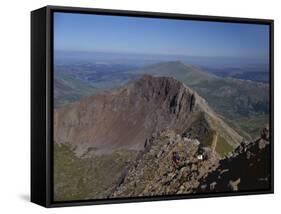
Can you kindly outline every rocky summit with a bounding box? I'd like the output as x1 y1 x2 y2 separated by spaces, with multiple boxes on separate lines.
111 127 271 197
111 130 220 197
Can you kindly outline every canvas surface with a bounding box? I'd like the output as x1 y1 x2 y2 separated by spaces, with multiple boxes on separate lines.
52 11 271 202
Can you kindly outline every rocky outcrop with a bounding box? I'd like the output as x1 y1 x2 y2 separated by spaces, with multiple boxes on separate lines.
111 126 271 197
111 130 220 197
54 75 241 154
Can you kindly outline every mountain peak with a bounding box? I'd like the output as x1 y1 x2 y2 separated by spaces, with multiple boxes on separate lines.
54 75 241 154
142 60 188 71
129 74 193 95
135 61 216 86
127 75 200 114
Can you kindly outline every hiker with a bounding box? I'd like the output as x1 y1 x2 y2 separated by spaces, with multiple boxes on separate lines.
197 144 204 156
172 151 180 165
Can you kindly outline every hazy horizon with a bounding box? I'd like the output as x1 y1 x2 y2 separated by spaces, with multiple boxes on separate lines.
54 49 269 72
54 12 270 60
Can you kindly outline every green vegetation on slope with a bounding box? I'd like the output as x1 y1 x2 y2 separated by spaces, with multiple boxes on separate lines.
54 73 97 108
223 118 253 141
54 142 137 201
232 115 269 139
192 79 269 119
215 135 234 157
200 130 216 147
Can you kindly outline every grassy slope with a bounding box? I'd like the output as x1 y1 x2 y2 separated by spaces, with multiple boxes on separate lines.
192 79 269 119
215 135 234 157
223 117 253 140
54 143 137 201
231 115 269 139
54 72 97 107
181 112 238 156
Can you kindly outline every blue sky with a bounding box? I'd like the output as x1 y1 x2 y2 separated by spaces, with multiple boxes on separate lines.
54 12 269 59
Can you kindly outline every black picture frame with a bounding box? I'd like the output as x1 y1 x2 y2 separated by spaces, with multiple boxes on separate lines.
31 5 274 208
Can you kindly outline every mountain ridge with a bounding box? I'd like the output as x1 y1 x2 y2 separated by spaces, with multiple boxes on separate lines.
111 126 270 197
54 75 242 155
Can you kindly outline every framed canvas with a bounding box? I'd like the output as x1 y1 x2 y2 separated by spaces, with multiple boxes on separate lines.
31 5 274 207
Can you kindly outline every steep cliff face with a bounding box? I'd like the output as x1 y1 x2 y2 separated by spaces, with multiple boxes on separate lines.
54 75 241 154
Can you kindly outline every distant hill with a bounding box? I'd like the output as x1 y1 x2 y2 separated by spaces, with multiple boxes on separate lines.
135 61 216 85
54 63 138 107
54 75 97 107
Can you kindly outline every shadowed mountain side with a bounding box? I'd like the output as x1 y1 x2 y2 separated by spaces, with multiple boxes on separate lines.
54 75 242 154
195 126 271 192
